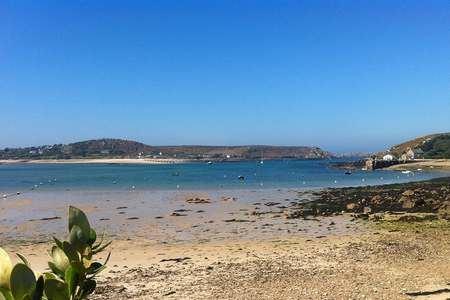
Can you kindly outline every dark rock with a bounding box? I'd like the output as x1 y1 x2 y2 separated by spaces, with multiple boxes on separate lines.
265 202 280 206
186 197 210 204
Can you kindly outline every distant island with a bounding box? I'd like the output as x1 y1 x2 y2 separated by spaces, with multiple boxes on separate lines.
0 138 331 163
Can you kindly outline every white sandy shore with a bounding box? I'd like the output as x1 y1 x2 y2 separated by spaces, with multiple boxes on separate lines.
386 159 450 171
0 158 191 164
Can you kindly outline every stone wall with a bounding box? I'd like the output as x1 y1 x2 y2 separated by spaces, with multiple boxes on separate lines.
365 158 402 170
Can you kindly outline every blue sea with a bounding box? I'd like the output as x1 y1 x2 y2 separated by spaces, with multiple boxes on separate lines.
0 159 446 194
1 159 449 240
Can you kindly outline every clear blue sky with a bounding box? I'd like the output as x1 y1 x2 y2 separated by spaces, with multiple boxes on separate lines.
1 0 449 153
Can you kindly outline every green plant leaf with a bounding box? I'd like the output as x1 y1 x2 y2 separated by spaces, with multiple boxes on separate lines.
64 266 79 297
92 241 112 255
69 225 86 253
68 206 91 239
47 262 64 279
92 233 104 250
79 280 96 299
16 253 30 267
61 242 79 264
104 252 111 266
0 248 12 289
52 238 63 250
50 247 70 274
83 246 92 261
10 263 36 300
32 276 44 300
86 262 105 277
44 279 68 300
43 273 57 280
88 229 97 246
0 288 14 300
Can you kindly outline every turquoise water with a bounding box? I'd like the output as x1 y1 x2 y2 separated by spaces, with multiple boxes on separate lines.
0 160 446 194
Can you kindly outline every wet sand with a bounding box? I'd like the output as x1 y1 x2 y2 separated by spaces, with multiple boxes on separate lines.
5 222 450 299
2 181 450 299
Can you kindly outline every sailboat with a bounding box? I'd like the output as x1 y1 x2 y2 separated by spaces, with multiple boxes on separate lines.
259 151 264 164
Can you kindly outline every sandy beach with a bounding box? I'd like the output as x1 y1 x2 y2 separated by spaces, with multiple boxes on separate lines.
7 225 450 299
386 159 450 171
2 178 450 299
0 158 191 165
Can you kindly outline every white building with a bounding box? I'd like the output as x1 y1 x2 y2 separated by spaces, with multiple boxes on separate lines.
383 154 395 161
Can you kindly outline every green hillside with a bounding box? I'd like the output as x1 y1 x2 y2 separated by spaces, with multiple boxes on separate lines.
389 133 450 159
0 139 331 160
421 134 450 158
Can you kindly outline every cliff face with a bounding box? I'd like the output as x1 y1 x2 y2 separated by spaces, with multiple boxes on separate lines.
0 139 331 160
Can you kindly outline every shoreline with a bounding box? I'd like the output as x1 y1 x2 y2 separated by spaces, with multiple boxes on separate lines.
5 219 450 299
0 158 192 164
385 158 450 171
3 176 450 298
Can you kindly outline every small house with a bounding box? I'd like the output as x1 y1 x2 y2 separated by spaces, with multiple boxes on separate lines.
382 154 395 161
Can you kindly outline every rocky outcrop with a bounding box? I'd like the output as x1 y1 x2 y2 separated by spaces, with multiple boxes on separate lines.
282 177 450 221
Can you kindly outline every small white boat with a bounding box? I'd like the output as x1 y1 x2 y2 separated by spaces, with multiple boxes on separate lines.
401 170 412 174
207 161 213 165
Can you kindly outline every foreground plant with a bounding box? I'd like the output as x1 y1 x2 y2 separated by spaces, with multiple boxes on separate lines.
0 248 44 300
0 206 111 300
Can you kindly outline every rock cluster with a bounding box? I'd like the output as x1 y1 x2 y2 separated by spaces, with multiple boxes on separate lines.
284 177 450 221
186 197 211 204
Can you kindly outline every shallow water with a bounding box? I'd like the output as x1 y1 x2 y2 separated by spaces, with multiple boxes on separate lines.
0 160 448 242
0 159 445 194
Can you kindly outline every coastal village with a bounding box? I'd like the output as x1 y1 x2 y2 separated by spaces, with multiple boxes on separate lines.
365 147 424 170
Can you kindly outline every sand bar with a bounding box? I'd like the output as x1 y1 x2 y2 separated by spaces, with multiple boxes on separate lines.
386 159 450 171
0 158 191 164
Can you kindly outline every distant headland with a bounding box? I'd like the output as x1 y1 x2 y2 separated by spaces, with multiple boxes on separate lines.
0 138 331 163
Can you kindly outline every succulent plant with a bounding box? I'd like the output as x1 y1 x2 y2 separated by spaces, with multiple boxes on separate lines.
0 248 45 300
45 206 111 300
0 206 110 300
0 248 12 290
